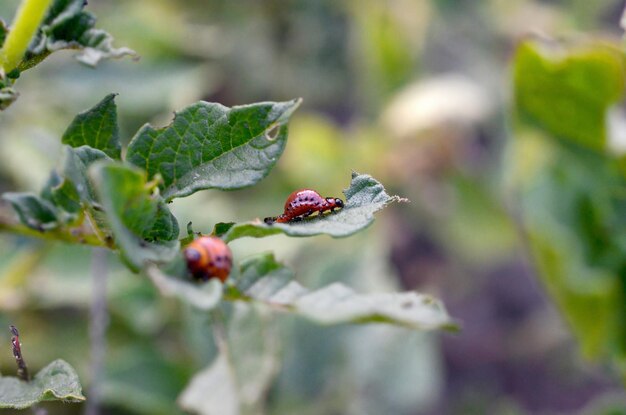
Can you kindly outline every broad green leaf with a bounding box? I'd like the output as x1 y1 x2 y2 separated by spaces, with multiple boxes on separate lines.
227 253 456 330
126 99 302 200
179 304 279 415
145 264 222 310
90 162 179 271
0 359 85 409
61 145 110 205
2 192 59 230
62 94 121 159
21 0 135 70
514 41 625 151
217 173 405 242
517 143 626 360
511 40 626 373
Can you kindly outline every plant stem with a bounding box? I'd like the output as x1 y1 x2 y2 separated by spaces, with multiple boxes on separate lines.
10 325 29 381
85 248 109 415
0 0 53 73
0 217 106 247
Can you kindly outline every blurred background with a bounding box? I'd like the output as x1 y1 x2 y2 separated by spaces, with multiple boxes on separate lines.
0 0 626 414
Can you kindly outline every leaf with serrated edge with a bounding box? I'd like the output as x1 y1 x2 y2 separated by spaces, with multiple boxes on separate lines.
127 99 302 200
90 162 179 271
62 94 121 159
227 253 456 331
217 173 405 242
0 359 85 409
21 0 135 71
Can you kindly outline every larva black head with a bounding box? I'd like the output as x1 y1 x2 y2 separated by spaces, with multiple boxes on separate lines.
325 197 344 210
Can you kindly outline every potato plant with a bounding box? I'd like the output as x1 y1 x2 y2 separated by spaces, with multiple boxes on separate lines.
0 1 455 413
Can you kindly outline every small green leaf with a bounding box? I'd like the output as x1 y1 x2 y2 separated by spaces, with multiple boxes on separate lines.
0 84 18 111
61 145 110 205
2 192 59 230
126 99 302 200
22 0 135 70
90 162 179 271
49 176 81 214
218 173 405 242
227 253 456 330
514 41 625 151
146 264 222 310
41 172 81 215
62 94 121 159
0 359 85 409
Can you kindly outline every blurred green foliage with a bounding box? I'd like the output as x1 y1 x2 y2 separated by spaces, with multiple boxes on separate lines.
512 40 626 369
1 0 626 414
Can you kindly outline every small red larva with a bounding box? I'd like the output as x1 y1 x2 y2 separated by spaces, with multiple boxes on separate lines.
264 189 344 224
183 236 233 282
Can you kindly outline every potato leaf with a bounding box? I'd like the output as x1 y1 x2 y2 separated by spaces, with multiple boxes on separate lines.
126 99 301 200
0 359 85 409
216 173 405 242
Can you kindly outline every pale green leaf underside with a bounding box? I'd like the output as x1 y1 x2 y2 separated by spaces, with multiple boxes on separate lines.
146 264 222 310
0 359 85 409
126 99 302 200
229 253 456 331
178 354 238 415
178 304 277 415
219 173 405 242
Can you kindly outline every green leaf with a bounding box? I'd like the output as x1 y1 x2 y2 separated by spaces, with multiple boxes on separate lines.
2 192 59 230
511 40 626 374
514 41 625 151
21 0 135 71
0 84 18 111
90 162 180 271
0 359 85 409
126 99 302 200
217 173 405 242
146 264 222 310
517 144 626 360
0 19 7 49
48 176 81 214
178 304 279 415
62 94 121 159
61 145 110 205
227 253 457 330
178 353 238 415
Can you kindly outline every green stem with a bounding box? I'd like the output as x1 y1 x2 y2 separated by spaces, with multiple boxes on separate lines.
0 218 106 247
0 0 53 73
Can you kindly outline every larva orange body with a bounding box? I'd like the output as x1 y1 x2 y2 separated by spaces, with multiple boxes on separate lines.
183 236 232 282
264 189 344 224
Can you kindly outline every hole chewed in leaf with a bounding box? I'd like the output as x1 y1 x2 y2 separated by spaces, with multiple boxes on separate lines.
265 124 280 141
